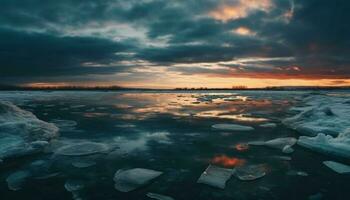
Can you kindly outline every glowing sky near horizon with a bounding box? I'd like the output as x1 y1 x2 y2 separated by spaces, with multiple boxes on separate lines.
0 0 349 88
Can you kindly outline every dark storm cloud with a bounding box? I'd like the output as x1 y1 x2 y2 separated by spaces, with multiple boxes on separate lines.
0 0 350 84
0 28 135 77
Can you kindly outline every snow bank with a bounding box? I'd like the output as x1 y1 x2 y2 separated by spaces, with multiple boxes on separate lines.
0 101 59 160
283 94 350 159
283 94 350 136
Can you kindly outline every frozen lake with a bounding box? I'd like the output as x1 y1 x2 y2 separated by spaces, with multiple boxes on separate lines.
0 90 349 200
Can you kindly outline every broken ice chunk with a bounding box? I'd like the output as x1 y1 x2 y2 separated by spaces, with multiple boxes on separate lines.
249 137 297 154
113 168 163 192
55 142 109 156
323 161 350 174
72 160 96 168
51 119 78 132
212 124 254 131
297 129 350 159
264 137 297 149
146 192 174 200
234 164 267 181
6 170 31 191
64 180 85 200
282 145 294 154
197 165 234 189
64 179 85 192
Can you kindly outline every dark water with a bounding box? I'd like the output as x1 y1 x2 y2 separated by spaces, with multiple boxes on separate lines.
0 91 349 200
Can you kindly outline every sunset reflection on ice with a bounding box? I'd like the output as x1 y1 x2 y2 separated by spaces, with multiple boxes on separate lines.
211 155 246 167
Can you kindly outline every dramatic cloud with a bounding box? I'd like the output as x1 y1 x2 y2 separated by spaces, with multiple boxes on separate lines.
0 0 349 87
232 27 256 36
209 0 273 21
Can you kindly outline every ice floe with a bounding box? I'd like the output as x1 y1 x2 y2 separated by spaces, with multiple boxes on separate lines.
147 193 174 200
51 119 78 132
197 165 234 189
55 142 109 156
212 124 254 131
0 101 59 160
114 168 163 192
6 170 31 191
113 131 172 153
249 137 297 154
234 164 267 181
282 145 294 153
323 161 350 174
28 160 50 176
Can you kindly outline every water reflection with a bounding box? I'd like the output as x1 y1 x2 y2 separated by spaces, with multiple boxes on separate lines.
195 110 268 122
235 143 249 151
211 155 246 167
109 93 277 122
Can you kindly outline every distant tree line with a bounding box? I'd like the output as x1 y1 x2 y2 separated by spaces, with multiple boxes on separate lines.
0 84 349 91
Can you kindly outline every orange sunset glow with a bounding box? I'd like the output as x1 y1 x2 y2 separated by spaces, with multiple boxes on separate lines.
0 0 349 89
211 155 246 167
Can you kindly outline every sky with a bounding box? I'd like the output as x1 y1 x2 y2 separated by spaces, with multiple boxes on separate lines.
0 0 350 88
